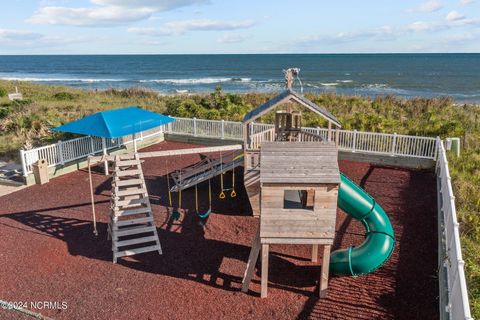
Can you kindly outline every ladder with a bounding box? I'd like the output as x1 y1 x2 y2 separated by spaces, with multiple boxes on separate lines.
108 154 162 263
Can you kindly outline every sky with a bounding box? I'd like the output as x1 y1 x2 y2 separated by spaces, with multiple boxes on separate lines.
0 0 479 54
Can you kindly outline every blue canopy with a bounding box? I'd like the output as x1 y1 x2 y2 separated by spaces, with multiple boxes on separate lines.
52 106 175 138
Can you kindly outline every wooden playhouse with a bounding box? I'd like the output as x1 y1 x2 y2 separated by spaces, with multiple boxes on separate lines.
241 69 342 298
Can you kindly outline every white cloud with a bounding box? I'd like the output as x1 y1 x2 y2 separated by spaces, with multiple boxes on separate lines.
28 6 154 26
129 19 255 36
217 33 247 43
446 11 465 21
164 19 255 32
407 21 447 31
298 16 473 48
127 27 172 36
91 0 208 10
0 29 43 41
28 0 209 26
411 0 443 12
459 0 474 5
300 25 400 45
0 29 92 53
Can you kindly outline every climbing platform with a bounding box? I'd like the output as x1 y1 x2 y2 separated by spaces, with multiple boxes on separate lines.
169 154 243 192
108 154 162 263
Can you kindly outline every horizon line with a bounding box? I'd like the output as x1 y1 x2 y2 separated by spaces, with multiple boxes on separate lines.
1 52 480 56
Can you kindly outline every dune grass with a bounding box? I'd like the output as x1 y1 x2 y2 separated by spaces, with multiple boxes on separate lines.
0 80 478 317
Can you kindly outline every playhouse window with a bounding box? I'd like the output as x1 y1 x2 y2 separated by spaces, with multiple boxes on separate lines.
283 190 314 210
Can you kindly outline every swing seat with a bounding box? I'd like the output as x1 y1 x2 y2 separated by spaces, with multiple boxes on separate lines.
172 210 181 221
198 208 211 219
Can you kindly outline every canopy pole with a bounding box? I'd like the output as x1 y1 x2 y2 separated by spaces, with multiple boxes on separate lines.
88 158 98 236
133 133 138 153
101 137 108 175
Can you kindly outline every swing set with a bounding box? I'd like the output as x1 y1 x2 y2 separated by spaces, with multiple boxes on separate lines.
87 144 243 234
165 149 243 222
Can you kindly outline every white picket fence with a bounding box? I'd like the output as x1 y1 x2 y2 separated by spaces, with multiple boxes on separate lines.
18 116 471 319
437 141 473 320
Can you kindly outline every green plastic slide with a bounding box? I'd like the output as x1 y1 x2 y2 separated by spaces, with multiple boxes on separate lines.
329 173 395 276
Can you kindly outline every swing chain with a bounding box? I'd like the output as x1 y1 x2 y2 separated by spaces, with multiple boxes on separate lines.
230 151 237 198
219 150 226 199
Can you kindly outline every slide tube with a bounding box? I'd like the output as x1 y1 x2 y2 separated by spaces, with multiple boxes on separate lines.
329 173 395 276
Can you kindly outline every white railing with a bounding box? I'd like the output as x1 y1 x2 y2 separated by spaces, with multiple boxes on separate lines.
168 118 439 160
20 126 166 175
169 117 243 140
436 141 472 320
22 117 440 176
250 128 275 149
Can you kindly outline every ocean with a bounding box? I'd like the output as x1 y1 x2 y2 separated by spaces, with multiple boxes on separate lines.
0 54 479 103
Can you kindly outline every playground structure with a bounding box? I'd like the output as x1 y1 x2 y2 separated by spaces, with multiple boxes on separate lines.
237 69 395 297
87 145 243 241
242 141 340 298
168 151 243 192
84 68 395 299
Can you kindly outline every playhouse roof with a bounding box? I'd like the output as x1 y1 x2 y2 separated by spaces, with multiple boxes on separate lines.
52 106 175 138
242 89 341 127
260 141 340 184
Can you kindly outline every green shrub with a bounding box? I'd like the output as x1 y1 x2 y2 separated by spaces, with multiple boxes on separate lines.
0 87 7 97
53 92 76 101
11 99 33 108
0 107 10 119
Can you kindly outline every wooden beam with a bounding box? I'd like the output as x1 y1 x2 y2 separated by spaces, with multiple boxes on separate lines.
241 227 261 293
261 244 270 298
311 244 318 263
243 94 293 125
335 126 339 147
328 122 332 142
319 245 331 298
88 144 243 164
88 158 98 236
289 95 341 129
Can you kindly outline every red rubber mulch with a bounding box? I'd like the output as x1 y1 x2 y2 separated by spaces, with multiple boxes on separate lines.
0 141 438 320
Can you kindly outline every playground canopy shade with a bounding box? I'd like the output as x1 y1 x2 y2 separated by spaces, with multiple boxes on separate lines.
51 106 175 138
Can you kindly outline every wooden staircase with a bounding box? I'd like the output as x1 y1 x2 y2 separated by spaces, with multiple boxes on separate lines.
108 154 162 263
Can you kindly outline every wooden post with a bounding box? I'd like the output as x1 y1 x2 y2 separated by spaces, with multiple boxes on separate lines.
352 129 357 152
391 132 397 156
221 120 225 139
328 122 332 142
261 244 269 298
58 140 65 165
101 137 108 175
286 70 293 89
311 244 318 263
241 227 261 293
20 149 28 177
319 245 331 298
133 133 138 153
243 123 248 149
90 136 95 155
335 126 340 147
88 158 98 236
